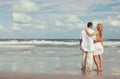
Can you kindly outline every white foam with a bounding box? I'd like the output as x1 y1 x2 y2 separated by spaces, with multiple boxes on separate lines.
104 41 120 46
0 40 119 46
0 45 34 48
0 40 78 46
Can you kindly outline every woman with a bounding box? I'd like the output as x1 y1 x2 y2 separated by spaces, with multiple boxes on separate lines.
85 23 104 71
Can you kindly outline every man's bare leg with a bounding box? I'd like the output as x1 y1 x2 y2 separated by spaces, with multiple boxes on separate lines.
93 55 100 70
87 52 93 72
81 52 87 70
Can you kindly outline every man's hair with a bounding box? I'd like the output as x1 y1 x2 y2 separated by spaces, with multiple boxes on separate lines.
87 22 93 27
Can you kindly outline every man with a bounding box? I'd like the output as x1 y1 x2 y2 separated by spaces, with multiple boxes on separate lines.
80 22 95 72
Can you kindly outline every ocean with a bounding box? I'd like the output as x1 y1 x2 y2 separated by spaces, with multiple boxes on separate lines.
0 39 119 75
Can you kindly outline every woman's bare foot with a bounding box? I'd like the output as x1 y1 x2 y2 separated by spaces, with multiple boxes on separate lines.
98 68 103 71
97 68 103 72
94 67 101 71
93 69 98 71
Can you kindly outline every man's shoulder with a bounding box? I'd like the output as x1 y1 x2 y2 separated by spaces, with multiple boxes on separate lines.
88 29 94 32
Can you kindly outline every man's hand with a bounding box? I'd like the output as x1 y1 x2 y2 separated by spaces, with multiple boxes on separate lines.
94 39 102 43
80 39 82 50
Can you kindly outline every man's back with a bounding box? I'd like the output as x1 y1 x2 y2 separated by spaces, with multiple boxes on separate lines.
80 28 95 51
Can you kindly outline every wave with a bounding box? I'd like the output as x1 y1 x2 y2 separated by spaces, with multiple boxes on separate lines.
0 40 119 47
104 41 120 46
0 40 78 46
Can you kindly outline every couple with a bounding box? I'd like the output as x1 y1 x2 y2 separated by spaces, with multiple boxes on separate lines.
80 22 104 72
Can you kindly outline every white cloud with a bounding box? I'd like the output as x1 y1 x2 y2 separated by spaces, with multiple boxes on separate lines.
117 15 120 19
13 23 20 30
91 14 120 27
1 0 120 39
109 20 119 26
0 24 5 31
13 23 33 30
92 19 103 27
65 15 85 29
0 0 17 5
55 20 63 27
13 13 32 23
65 15 81 23
55 15 85 31
0 24 3 30
13 23 32 30
112 5 120 10
13 0 39 13
0 24 11 33
12 22 46 31
103 16 120 27
35 23 46 30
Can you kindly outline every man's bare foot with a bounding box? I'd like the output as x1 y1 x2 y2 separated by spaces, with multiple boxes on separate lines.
87 69 92 72
81 68 86 71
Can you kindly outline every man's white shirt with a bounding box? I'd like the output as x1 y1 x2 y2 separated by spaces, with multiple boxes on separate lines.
80 28 95 51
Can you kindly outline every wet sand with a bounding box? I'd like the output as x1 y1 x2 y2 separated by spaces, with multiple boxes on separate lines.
0 71 120 79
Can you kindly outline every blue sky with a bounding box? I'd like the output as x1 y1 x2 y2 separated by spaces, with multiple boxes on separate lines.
0 0 120 39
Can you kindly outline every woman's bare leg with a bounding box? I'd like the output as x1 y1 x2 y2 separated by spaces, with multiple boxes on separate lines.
98 54 103 70
93 55 100 70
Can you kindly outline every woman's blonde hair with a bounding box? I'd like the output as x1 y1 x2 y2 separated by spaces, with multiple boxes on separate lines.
97 23 103 39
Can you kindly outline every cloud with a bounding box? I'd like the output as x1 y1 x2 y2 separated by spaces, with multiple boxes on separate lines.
13 23 20 30
91 14 120 27
13 0 39 13
13 13 32 23
92 19 103 27
35 22 46 30
65 15 81 23
0 24 10 33
13 23 33 31
117 15 120 19
55 15 85 31
65 15 85 29
13 23 34 30
12 22 46 31
0 0 120 39
0 24 3 30
112 5 120 10
55 20 63 27
0 0 17 5
103 16 120 27
108 19 119 27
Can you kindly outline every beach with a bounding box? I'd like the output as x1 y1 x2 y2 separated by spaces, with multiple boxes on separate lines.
0 39 119 79
0 72 120 79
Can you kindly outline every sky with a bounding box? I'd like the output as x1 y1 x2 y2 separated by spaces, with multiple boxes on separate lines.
0 0 120 39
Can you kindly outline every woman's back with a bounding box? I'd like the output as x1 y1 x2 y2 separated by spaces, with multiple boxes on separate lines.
95 31 102 42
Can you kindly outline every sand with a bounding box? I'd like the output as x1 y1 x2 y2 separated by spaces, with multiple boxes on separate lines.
0 71 119 79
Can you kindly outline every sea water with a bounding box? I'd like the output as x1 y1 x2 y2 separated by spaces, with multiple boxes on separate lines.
0 39 119 75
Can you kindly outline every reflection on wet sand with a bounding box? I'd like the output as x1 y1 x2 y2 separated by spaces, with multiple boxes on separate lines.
81 70 103 77
81 70 93 77
97 71 103 76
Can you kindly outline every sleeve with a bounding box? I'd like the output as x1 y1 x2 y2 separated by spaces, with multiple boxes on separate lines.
79 31 82 39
